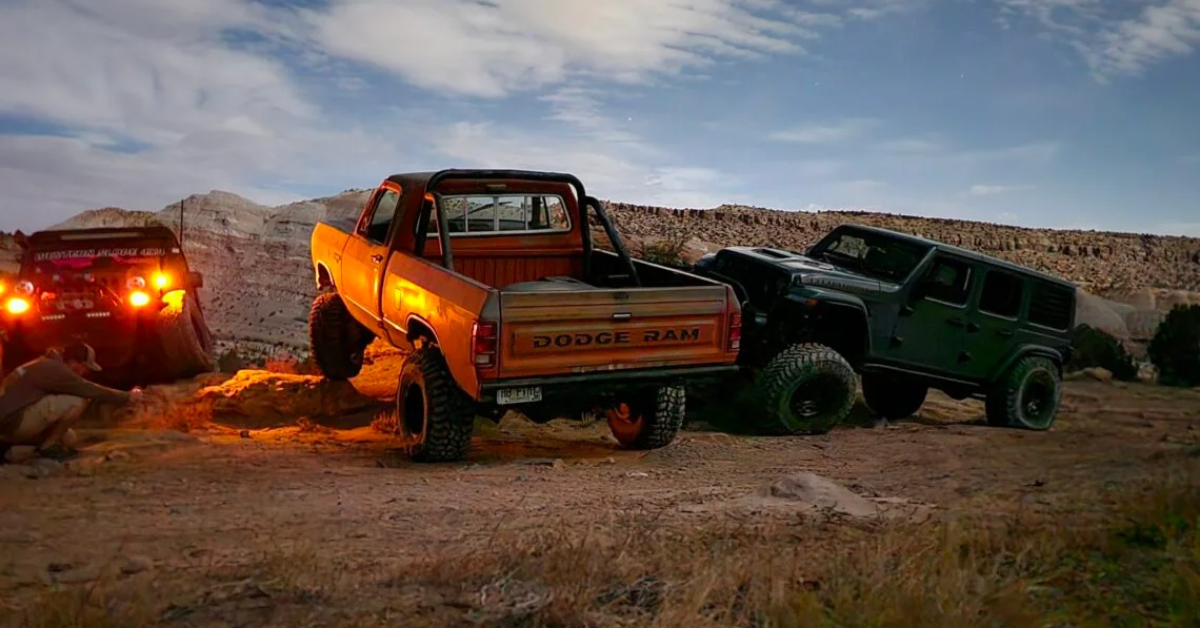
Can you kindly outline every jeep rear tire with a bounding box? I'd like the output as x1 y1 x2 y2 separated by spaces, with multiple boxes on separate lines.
755 343 857 435
985 356 1062 430
309 292 372 382
157 292 214 380
606 385 686 450
397 347 476 463
861 374 928 420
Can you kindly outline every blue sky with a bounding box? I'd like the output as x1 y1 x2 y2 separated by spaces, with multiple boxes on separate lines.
0 0 1197 236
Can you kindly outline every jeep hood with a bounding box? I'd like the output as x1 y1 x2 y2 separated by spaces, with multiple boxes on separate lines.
781 256 900 295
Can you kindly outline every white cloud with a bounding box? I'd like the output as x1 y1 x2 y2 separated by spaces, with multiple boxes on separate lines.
768 118 880 143
300 0 846 98
966 184 1034 196
1000 0 1200 79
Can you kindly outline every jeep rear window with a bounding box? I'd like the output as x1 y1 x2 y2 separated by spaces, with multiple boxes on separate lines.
428 194 571 236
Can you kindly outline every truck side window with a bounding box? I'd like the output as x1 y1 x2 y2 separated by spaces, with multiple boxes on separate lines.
920 256 971 305
362 189 400 244
979 270 1023 318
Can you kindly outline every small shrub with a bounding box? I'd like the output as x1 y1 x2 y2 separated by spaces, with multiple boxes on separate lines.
1068 324 1138 381
640 236 689 268
1148 304 1200 387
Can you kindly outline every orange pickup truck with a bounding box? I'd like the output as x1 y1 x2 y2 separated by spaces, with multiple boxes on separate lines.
309 169 742 462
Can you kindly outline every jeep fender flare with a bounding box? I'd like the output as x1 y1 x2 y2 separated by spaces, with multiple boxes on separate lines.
781 289 873 360
989 345 1065 384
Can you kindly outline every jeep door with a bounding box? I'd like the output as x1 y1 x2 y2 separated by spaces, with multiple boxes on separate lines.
957 267 1025 381
885 252 975 376
340 183 401 335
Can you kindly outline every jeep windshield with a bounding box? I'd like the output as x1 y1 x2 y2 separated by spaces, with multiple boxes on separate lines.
808 228 930 283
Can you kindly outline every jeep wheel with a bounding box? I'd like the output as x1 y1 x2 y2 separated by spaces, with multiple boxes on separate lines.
860 374 928 420
157 292 214 380
755 343 857 435
985 356 1062 430
308 292 372 381
606 385 686 450
396 347 476 463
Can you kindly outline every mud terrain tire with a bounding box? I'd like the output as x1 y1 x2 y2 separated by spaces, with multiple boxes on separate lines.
861 373 928 420
985 356 1062 430
755 343 857 435
309 292 371 382
606 385 686 450
397 347 476 463
157 292 214 380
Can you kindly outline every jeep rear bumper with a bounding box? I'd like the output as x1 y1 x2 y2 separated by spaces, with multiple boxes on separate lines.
477 364 739 404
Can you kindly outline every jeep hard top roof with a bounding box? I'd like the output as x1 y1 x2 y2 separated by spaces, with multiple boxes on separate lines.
23 225 181 250
727 223 1076 289
384 169 587 198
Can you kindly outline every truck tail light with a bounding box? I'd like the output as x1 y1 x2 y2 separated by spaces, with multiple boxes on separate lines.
5 297 30 315
471 320 497 368
727 312 742 352
128 291 151 308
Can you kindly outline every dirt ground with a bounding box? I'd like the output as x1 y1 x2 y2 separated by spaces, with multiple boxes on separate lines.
1 351 1198 625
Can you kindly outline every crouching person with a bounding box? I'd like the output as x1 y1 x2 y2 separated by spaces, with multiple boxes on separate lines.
0 342 143 463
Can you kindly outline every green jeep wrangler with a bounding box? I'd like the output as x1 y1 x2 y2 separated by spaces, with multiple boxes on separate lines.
690 224 1077 434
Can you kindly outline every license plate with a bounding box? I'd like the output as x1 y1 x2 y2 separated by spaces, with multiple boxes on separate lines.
496 386 543 405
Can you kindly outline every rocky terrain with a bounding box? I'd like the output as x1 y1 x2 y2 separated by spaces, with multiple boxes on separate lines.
2 190 1199 352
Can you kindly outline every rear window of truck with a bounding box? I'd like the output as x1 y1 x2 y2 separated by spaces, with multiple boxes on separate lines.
428 193 571 236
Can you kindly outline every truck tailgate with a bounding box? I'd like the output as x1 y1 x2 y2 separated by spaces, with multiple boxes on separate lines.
497 286 734 379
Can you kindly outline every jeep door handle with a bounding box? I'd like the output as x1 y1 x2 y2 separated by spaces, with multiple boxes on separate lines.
997 329 1014 338
946 317 965 328
370 254 384 264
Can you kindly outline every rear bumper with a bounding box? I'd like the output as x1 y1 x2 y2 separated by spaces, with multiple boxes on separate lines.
477 363 740 403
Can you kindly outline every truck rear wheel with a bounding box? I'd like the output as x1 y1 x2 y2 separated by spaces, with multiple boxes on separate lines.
397 347 476 463
157 292 214 380
606 385 686 450
309 292 371 382
861 373 928 420
985 356 1062 430
755 343 857 435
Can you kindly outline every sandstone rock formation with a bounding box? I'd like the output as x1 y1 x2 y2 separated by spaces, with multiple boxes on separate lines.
1 191 1198 355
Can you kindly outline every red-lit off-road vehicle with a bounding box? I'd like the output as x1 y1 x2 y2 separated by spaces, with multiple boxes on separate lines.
0 226 214 388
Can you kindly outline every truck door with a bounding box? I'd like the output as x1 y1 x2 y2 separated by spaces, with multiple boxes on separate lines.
885 252 975 377
340 184 401 334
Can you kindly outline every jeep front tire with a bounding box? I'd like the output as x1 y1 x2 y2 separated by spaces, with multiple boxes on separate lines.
396 347 476 462
861 373 928 420
308 292 372 381
606 385 686 450
157 292 215 380
755 343 857 435
985 355 1062 430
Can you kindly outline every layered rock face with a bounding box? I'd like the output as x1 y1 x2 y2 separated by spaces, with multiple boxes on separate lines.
2 192 1198 354
602 202 1200 295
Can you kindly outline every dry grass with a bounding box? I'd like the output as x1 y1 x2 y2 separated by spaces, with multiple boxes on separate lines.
124 398 215 433
6 463 1198 628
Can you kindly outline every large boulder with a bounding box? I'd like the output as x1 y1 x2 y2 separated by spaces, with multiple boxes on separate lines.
1075 290 1131 340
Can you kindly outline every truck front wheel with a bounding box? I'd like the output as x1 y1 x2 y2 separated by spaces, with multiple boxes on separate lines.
308 292 372 381
861 373 928 420
985 356 1062 430
606 385 686 450
755 343 857 435
396 347 476 463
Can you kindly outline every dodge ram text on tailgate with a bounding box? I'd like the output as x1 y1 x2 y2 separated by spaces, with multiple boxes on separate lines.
309 169 742 462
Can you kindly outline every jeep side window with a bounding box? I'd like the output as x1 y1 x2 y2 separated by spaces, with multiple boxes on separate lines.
979 270 1023 318
360 188 400 244
919 256 971 305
